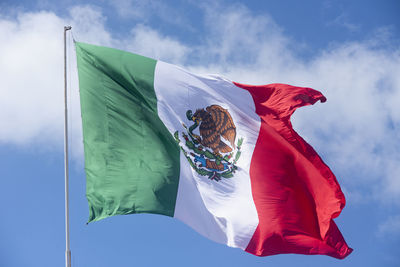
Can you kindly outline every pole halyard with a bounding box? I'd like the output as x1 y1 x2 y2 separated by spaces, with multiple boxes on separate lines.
64 25 72 267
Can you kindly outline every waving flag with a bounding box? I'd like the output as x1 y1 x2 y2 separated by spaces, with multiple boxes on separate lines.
75 42 352 259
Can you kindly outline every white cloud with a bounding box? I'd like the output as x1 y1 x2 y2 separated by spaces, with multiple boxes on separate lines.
191 3 298 77
1 4 399 216
0 11 65 145
67 5 113 46
123 24 191 64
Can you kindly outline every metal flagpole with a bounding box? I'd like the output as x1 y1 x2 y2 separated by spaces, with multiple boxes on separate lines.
64 25 72 267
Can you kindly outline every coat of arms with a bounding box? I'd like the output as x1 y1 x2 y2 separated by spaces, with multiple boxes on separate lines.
174 105 243 181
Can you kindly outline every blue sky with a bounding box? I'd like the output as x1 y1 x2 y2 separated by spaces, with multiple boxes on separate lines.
1 0 399 266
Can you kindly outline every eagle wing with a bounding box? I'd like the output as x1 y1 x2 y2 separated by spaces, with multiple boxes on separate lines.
206 105 236 149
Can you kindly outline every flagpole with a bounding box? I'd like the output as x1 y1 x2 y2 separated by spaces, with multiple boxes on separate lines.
64 25 72 267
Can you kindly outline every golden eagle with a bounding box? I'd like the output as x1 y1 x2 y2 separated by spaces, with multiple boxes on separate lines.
190 105 236 154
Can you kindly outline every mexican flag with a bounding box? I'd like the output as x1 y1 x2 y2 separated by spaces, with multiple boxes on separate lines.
75 42 352 259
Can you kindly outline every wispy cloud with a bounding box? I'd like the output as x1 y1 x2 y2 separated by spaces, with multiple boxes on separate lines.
123 24 192 64
328 12 360 32
107 0 192 30
378 214 400 237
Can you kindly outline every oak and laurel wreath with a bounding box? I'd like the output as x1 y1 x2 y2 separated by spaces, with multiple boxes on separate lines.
173 131 243 181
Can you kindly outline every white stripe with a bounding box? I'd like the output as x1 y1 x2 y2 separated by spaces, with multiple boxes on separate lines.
154 61 260 249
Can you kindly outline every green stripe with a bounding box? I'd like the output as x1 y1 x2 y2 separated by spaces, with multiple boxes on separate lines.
76 42 180 222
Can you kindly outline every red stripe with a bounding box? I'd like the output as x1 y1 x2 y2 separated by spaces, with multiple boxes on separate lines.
233 83 352 259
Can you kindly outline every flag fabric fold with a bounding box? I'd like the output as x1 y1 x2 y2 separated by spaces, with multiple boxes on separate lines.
233 83 350 258
75 42 352 259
